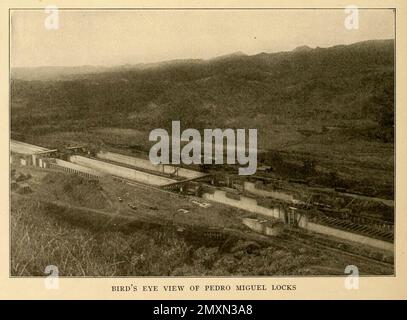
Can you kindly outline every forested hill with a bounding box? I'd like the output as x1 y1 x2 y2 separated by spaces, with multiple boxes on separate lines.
11 39 394 143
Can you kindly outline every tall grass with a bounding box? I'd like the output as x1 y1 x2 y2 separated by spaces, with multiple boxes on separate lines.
11 197 191 276
11 196 393 276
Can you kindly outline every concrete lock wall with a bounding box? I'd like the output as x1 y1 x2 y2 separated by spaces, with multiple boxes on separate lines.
204 190 393 252
54 159 105 177
242 218 265 233
244 182 299 203
70 155 176 186
242 218 282 236
11 140 50 155
203 190 284 220
298 216 393 252
265 225 282 237
97 151 206 179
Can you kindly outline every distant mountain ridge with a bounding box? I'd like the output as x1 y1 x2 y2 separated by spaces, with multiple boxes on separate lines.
11 39 394 145
11 39 393 81
293 45 313 52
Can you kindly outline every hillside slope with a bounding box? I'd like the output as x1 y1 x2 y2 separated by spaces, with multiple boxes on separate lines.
11 39 394 138
10 39 395 196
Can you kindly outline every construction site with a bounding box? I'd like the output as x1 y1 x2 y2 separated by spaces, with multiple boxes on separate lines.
10 139 394 274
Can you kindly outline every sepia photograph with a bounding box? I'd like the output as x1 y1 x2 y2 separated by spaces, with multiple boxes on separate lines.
9 7 395 278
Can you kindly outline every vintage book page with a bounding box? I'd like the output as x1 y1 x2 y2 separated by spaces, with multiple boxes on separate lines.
0 0 405 300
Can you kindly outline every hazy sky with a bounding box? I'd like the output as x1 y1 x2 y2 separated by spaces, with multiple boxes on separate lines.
11 9 395 68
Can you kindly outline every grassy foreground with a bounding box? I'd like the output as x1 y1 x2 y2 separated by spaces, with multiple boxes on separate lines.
11 194 393 276
11 195 329 277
